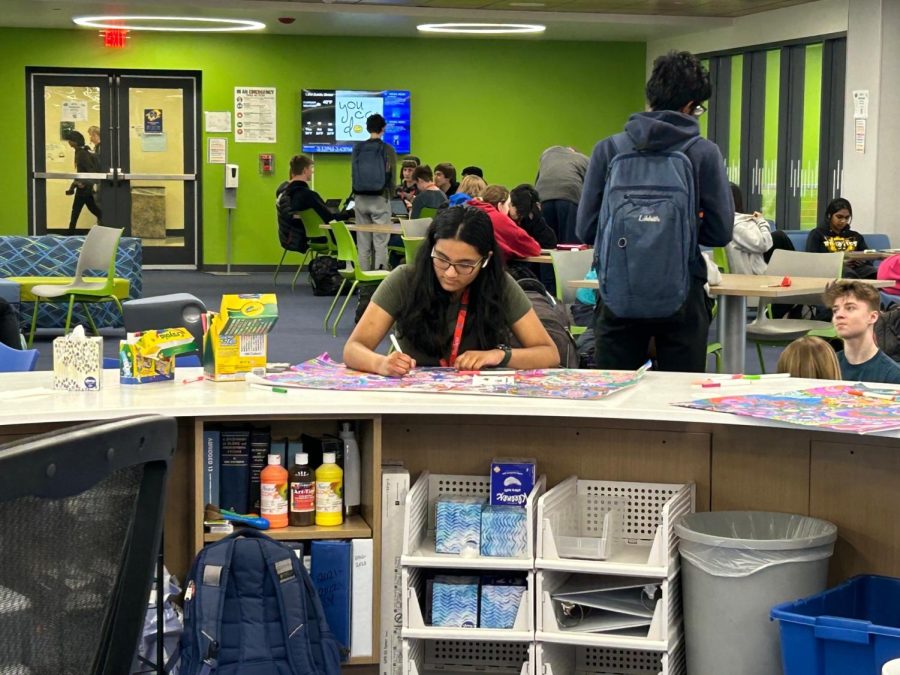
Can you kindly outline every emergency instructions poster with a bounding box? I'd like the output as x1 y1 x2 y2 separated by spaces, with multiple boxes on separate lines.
234 87 276 143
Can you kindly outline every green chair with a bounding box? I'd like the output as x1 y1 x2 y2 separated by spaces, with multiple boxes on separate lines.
711 246 730 273
289 209 338 292
23 226 127 346
417 207 439 220
402 236 425 266
549 249 594 337
323 221 389 336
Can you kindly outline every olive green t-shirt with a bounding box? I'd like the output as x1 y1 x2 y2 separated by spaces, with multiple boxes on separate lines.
371 265 533 366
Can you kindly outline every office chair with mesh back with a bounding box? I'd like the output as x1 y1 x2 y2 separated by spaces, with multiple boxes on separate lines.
0 415 175 675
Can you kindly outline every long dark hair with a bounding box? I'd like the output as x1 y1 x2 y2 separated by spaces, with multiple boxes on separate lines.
396 206 507 358
823 198 852 227
510 184 542 225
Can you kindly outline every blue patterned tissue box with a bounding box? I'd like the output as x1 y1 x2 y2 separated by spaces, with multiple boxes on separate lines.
435 496 484 554
480 583 526 629
431 575 479 628
480 505 528 557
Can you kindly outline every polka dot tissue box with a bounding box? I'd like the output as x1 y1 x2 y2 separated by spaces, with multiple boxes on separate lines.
53 325 103 391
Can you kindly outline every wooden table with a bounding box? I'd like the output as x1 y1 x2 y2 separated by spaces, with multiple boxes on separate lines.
845 250 897 261
321 222 402 235
522 254 553 264
567 274 894 373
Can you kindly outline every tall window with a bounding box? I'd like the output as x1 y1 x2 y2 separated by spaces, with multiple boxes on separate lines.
702 36 846 230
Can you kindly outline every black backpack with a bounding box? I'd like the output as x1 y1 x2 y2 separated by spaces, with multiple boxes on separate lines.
351 139 388 194
513 277 579 368
308 256 346 296
875 305 900 362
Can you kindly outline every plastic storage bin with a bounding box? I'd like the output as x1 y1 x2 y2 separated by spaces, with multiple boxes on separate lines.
403 638 533 675
535 640 686 675
771 575 900 675
676 511 837 675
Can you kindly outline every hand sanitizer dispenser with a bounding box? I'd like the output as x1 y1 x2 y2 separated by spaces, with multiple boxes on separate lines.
225 163 239 188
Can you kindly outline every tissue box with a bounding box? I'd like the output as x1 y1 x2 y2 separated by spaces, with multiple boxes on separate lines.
52 327 102 391
480 581 526 629
480 505 528 557
435 496 484 554
431 575 479 628
119 327 196 385
204 294 278 382
490 458 535 506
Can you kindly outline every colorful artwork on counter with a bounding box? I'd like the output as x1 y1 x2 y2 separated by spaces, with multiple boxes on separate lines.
677 385 900 435
250 354 647 401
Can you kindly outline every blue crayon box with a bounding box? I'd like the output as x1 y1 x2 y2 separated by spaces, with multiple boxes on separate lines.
490 458 536 507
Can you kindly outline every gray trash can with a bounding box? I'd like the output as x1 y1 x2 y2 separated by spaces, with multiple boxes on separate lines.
675 511 837 675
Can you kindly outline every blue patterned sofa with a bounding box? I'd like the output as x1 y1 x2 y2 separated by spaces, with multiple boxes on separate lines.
0 235 142 329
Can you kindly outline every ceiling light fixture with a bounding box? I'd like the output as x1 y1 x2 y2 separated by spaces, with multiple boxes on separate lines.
72 16 266 32
417 22 545 34
508 2 546 6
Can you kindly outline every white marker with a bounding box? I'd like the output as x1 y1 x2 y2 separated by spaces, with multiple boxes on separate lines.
389 333 403 354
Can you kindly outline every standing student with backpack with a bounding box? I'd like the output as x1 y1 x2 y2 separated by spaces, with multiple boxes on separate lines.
351 113 397 271
575 50 733 373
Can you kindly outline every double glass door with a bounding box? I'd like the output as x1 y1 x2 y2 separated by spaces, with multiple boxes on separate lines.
29 70 199 266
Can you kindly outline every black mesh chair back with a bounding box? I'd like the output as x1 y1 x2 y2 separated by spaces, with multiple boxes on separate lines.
0 415 175 675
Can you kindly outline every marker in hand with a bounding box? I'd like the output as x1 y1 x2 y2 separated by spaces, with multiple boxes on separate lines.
385 334 415 378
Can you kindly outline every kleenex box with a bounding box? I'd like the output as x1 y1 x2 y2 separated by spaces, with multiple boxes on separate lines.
435 496 484 554
481 505 528 557
490 458 536 506
480 580 526 629
431 575 479 628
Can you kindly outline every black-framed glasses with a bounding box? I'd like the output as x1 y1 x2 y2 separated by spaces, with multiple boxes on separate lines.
431 248 485 276
692 104 707 117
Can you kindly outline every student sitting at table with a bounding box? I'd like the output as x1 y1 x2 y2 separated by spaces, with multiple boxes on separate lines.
806 198 876 279
396 159 420 203
409 165 449 218
448 174 487 206
467 185 542 263
343 206 560 376
509 184 558 249
725 182 771 275
824 279 900 384
775 336 841 380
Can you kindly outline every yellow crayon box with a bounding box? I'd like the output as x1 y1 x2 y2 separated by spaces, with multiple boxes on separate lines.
204 294 279 381
120 327 197 384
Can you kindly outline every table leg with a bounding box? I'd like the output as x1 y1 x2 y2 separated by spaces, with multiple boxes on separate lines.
719 295 747 374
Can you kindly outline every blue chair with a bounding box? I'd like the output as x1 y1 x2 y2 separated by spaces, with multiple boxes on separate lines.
867 234 891 250
882 292 899 309
781 230 809 252
0 342 39 372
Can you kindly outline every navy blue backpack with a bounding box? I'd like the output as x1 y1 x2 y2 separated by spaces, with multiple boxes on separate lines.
597 132 700 319
179 530 343 675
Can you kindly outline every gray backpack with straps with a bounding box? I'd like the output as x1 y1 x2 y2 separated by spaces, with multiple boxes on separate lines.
596 132 699 319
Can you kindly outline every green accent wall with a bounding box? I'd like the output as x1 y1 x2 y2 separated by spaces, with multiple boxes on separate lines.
800 43 823 230
0 28 645 265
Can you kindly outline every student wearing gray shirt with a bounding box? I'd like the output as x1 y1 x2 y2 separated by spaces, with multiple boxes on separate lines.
535 146 589 244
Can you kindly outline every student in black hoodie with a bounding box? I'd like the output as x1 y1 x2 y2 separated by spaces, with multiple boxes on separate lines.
575 51 733 373
806 198 875 279
275 155 332 253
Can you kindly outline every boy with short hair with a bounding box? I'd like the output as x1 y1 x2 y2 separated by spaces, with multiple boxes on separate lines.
410 165 448 218
352 114 397 270
433 162 459 197
824 279 900 384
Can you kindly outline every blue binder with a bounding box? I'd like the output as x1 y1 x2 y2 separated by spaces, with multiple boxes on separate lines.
311 540 352 651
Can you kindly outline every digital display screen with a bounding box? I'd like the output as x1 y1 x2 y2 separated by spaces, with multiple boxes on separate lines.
302 89 411 154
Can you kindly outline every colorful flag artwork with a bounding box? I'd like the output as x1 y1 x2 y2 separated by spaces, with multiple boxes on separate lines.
250 354 647 402
677 384 900 435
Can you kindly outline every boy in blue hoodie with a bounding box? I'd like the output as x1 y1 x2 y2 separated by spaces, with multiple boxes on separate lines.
575 50 733 372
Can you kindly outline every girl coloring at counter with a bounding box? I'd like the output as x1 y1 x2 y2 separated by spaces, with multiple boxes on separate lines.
344 206 560 376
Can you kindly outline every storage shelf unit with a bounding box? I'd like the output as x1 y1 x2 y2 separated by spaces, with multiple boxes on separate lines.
401 471 546 571
535 639 686 675
203 514 372 542
404 638 534 675
536 478 694 578
402 567 534 642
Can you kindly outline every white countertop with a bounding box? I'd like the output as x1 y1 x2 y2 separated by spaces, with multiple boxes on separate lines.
1 368 897 440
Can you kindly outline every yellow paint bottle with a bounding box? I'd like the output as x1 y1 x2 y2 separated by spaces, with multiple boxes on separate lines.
315 451 344 527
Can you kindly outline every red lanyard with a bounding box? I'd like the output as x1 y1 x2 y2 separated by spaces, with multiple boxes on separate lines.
440 288 469 367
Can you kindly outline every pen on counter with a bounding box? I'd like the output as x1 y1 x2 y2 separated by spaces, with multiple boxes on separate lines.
389 333 403 354
181 375 205 384
697 380 755 389
741 373 792 380
250 384 288 394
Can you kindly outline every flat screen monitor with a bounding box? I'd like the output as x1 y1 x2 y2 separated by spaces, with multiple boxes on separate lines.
302 89 411 154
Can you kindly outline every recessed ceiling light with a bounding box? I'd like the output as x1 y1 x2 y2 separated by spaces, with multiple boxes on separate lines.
72 16 266 32
417 22 545 34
